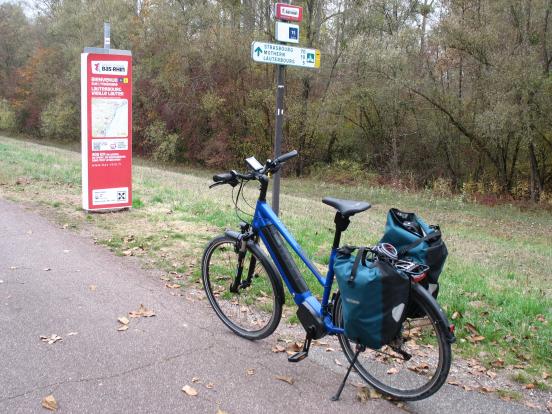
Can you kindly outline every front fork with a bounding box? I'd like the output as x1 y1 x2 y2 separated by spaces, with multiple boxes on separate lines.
229 223 257 293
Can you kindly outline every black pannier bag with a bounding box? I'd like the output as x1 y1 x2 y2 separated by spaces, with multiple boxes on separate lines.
333 246 410 350
379 208 448 316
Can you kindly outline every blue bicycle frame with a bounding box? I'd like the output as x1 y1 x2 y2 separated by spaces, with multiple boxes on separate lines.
252 199 344 335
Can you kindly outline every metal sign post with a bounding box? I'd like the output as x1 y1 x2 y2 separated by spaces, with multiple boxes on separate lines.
251 2 315 216
272 64 285 215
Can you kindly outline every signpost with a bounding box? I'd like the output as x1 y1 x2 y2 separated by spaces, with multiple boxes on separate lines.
251 2 319 215
81 23 132 211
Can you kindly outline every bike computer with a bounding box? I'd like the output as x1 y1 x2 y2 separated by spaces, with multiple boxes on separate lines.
245 156 263 172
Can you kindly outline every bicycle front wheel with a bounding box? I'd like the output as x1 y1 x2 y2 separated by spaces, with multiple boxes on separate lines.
333 286 452 401
201 235 283 340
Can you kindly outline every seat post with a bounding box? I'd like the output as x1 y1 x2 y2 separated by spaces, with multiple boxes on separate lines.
332 212 350 249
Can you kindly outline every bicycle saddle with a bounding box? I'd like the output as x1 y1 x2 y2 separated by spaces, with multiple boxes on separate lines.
322 197 371 217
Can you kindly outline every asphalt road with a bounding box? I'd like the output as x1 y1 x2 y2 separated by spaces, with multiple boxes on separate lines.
0 198 542 413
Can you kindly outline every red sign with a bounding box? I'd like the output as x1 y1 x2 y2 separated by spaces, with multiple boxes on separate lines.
275 3 303 22
81 52 132 210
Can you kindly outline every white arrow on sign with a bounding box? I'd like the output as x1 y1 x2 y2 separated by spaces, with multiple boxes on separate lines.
251 42 320 69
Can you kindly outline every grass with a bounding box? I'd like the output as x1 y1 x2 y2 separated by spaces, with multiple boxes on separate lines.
0 134 551 383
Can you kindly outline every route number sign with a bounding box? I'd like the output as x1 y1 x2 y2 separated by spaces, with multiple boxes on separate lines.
251 42 320 68
275 3 303 22
275 22 300 43
81 52 132 210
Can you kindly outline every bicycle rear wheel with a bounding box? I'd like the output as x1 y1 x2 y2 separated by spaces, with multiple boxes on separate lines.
202 235 283 340
333 286 452 401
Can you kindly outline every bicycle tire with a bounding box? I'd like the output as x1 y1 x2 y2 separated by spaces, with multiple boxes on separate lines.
202 235 284 340
333 286 452 400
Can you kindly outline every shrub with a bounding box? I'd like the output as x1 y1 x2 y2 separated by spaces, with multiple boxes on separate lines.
40 97 79 140
144 120 180 162
0 99 17 131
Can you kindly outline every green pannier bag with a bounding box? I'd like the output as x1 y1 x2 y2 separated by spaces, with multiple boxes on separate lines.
380 208 448 316
334 246 410 350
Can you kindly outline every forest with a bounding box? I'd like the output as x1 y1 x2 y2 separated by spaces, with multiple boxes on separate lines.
1 0 551 204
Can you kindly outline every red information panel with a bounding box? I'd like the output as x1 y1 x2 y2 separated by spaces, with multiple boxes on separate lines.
275 3 303 22
81 52 132 210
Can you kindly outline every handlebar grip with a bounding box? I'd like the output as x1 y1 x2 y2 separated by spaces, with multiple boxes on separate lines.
213 172 234 182
274 150 298 164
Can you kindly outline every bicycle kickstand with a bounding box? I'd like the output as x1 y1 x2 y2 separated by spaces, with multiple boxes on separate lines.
331 344 365 401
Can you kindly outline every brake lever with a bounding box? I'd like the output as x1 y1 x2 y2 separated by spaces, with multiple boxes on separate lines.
209 182 224 189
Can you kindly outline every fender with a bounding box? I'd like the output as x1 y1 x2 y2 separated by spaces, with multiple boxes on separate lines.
224 230 285 306
411 282 456 344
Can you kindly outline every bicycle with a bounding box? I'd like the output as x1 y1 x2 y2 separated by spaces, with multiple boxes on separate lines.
201 150 455 401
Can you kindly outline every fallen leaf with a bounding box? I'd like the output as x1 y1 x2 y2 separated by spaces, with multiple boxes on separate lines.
272 345 286 353
325 347 336 352
216 409 228 414
165 283 181 289
486 370 497 379
160 276 171 281
246 368 255 376
192 377 200 383
40 334 62 345
286 342 302 353
128 304 156 318
447 380 461 386
334 359 343 366
464 322 479 336
479 386 496 393
462 385 472 391
386 367 399 375
117 325 129 331
41 395 58 411
206 382 214 389
182 385 198 396
275 375 294 385
525 383 535 390
356 387 380 401
43 268 51 272
466 335 485 343
118 316 130 325
9 266 17 270
536 315 546 323
66 332 78 336
451 311 462 320
543 372 550 380
491 359 504 368
88 285 97 291
546 400 552 413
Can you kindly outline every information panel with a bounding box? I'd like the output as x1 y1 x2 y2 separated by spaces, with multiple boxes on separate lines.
81 52 132 210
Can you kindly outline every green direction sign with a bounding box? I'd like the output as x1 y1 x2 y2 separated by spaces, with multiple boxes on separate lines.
251 42 320 69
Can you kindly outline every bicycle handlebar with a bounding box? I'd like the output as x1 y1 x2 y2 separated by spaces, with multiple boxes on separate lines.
210 150 298 188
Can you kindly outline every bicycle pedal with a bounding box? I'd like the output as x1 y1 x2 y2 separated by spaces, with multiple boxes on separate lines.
287 351 308 363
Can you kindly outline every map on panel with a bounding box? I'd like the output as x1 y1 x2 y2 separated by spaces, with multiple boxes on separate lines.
91 98 128 137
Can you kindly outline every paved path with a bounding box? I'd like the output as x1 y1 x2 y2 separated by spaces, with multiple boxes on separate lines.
0 198 542 413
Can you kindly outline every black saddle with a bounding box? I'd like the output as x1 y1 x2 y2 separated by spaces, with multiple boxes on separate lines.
322 197 371 217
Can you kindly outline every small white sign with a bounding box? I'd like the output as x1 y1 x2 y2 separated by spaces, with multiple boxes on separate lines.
275 22 300 44
91 61 128 75
251 42 320 68
92 187 129 205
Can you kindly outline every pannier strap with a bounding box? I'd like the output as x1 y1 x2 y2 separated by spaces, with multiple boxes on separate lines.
349 247 369 284
397 231 441 256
